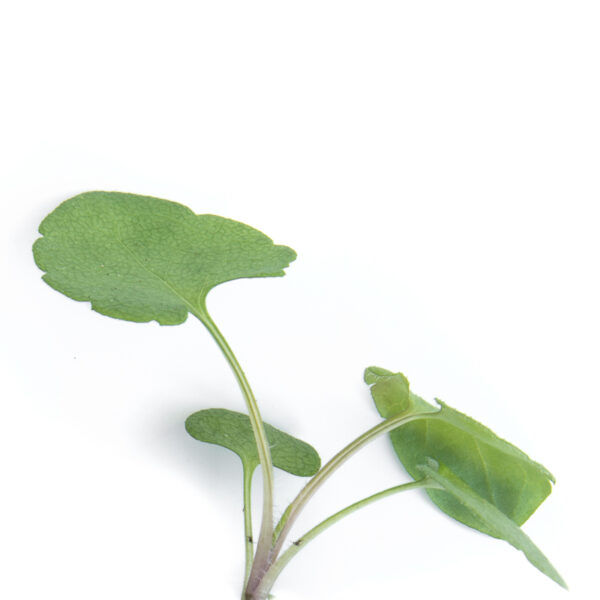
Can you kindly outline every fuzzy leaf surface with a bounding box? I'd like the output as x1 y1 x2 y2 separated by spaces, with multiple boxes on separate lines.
33 191 296 325
419 459 566 588
365 367 554 534
185 408 321 476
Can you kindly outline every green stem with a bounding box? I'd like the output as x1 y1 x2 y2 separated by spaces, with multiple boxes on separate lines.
242 462 255 589
271 409 440 561
257 478 439 595
191 305 275 580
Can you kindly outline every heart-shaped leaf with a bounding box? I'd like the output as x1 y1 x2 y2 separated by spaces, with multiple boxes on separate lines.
365 367 554 533
33 191 296 325
419 459 566 588
185 408 321 476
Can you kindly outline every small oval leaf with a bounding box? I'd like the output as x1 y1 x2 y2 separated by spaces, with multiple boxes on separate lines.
33 192 296 325
185 408 321 476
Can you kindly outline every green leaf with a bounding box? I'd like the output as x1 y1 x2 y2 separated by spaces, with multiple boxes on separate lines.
364 366 412 417
33 191 296 325
365 368 555 534
185 408 321 476
419 459 566 588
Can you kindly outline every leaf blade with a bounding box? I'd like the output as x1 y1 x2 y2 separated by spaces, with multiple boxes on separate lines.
365 368 555 532
33 192 296 325
364 366 412 418
418 459 566 588
185 408 321 477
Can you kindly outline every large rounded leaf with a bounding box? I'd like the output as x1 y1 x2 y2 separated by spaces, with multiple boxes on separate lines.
33 191 296 325
186 409 321 476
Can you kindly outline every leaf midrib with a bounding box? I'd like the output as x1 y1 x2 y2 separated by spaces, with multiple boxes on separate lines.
436 406 552 479
473 437 496 506
115 231 207 318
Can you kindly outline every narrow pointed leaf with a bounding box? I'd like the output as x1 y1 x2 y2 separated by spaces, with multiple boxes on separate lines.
366 368 555 534
185 408 321 476
418 459 566 588
33 192 296 325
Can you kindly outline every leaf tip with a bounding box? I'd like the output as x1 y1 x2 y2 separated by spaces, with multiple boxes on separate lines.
556 574 569 590
363 365 395 385
270 243 297 276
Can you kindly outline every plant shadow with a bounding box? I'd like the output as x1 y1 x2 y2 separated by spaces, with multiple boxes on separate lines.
133 389 246 501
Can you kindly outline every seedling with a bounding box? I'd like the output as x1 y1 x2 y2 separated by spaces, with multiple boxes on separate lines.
33 192 565 599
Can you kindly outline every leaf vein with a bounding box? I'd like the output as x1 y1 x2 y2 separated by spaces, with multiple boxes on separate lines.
115 231 203 317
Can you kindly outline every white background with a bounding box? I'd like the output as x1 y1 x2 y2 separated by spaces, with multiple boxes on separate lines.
1 2 598 599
